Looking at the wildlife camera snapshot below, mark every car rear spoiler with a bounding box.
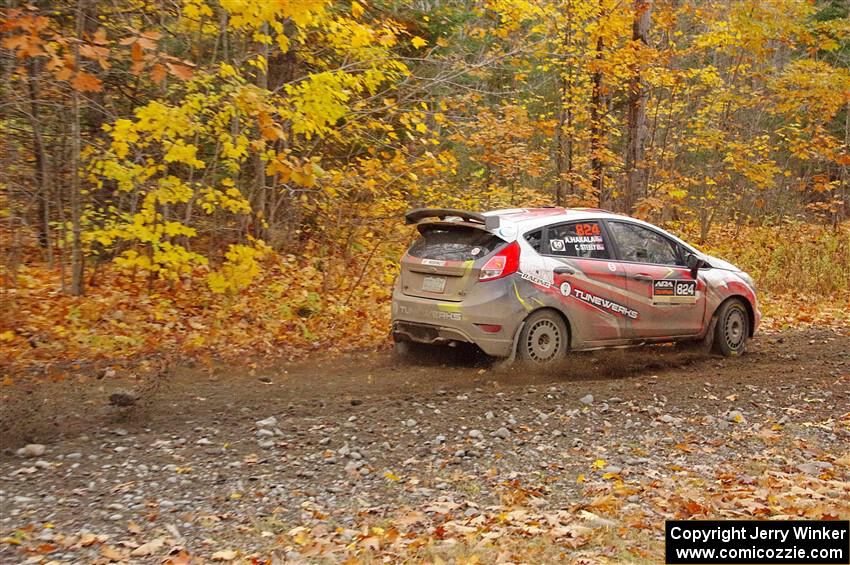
[405,208,500,230]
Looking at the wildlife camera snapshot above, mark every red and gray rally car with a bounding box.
[392,207,760,364]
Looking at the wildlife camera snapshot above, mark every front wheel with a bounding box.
[712,299,749,357]
[517,310,568,364]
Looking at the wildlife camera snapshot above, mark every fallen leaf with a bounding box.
[78,532,98,547]
[211,549,238,561]
[101,544,126,561]
[165,550,193,565]
[130,536,166,557]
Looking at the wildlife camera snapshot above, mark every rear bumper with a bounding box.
[391,285,520,357]
[392,320,475,347]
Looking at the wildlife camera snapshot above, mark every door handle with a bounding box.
[553,266,575,275]
[632,274,653,282]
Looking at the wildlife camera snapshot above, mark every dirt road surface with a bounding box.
[1,329,848,562]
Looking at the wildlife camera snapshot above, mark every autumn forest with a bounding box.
[1,0,849,369]
[1,1,850,562]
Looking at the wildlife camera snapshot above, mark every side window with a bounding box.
[524,230,542,252]
[545,221,610,259]
[608,222,683,266]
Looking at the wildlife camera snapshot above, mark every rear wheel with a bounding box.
[712,299,749,357]
[518,310,568,364]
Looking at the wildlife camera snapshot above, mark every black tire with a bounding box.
[518,310,569,364]
[712,299,749,357]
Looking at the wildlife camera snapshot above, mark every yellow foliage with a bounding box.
[207,240,270,294]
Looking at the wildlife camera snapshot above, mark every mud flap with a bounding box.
[702,315,718,350]
[495,320,525,371]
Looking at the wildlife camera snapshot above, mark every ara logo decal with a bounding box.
[652,279,697,304]
[559,282,572,297]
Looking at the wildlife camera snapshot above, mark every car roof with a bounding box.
[483,207,626,229]
[481,207,698,253]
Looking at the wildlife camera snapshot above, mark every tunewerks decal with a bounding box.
[518,271,639,319]
[572,288,639,319]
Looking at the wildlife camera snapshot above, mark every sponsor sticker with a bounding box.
[572,288,639,319]
[652,279,697,304]
[518,269,638,319]
[563,235,606,252]
[549,222,608,255]
[519,271,552,289]
[563,235,604,244]
[431,310,462,321]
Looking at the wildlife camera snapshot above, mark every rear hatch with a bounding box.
[401,223,504,302]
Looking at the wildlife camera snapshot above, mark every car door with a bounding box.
[605,220,706,338]
[541,220,633,345]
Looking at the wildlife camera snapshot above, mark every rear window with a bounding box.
[408,226,503,261]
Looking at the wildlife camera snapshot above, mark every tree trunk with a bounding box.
[555,1,575,206]
[841,99,849,225]
[253,24,270,242]
[27,59,53,264]
[591,36,606,207]
[624,0,652,214]
[555,73,572,206]
[69,0,85,296]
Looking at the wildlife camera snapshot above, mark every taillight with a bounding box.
[479,241,520,281]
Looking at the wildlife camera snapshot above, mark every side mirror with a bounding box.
[686,253,701,279]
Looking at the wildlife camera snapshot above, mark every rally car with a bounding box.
[391,207,760,364]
